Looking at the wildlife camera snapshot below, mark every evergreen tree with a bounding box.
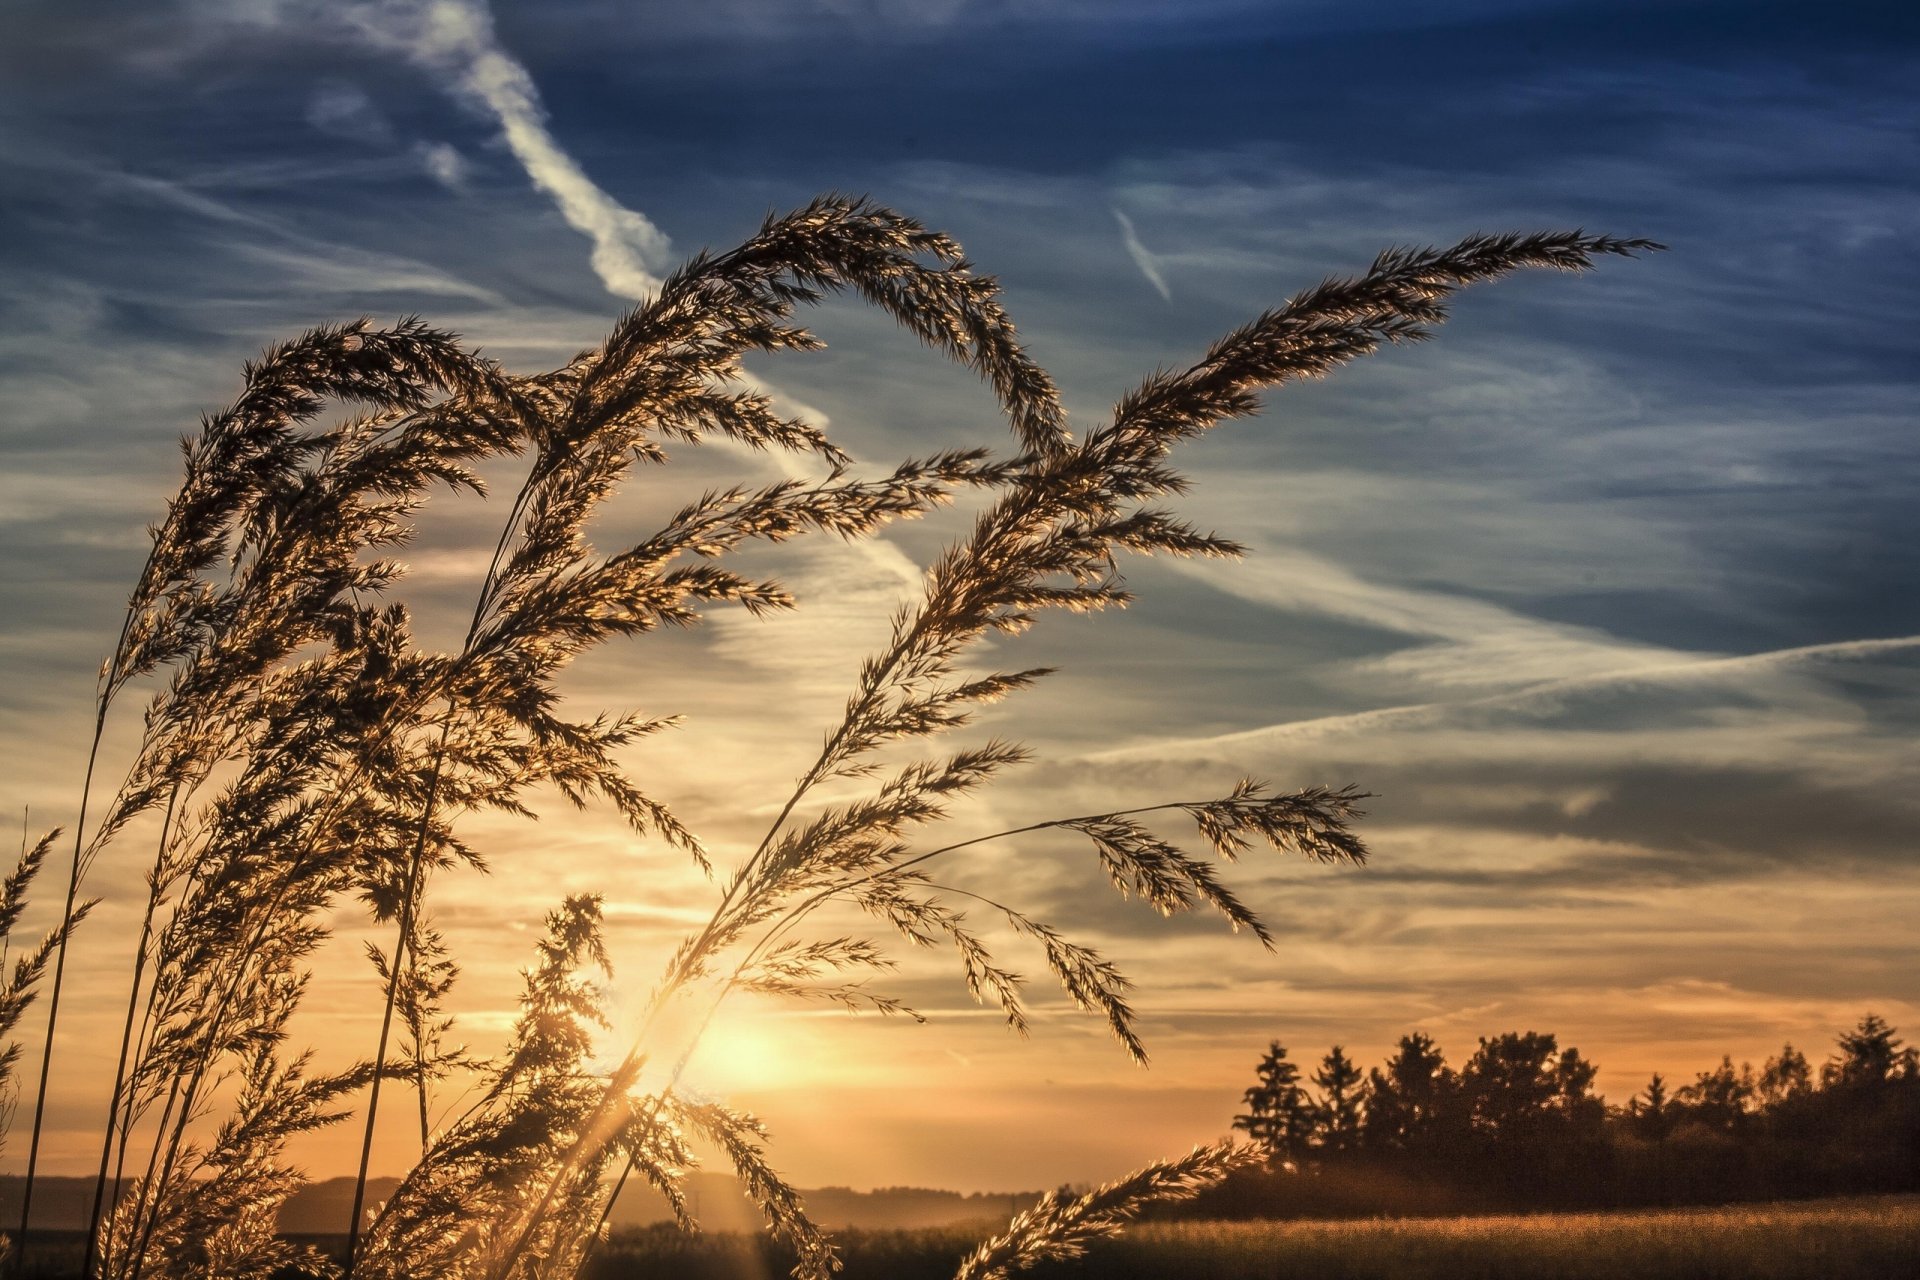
[1825,1014,1911,1087]
[1233,1042,1315,1168]
[1313,1045,1365,1156]
[1628,1072,1673,1205]
[1462,1032,1561,1146]
[1630,1073,1672,1141]
[1363,1032,1451,1156]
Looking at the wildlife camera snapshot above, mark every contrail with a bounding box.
[346,0,671,299]
[332,1,938,693]
[1113,208,1172,301]
[1089,633,1920,762]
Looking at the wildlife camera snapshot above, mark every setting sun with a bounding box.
[2,2,1916,1278]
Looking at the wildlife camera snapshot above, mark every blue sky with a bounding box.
[1,0,1917,1191]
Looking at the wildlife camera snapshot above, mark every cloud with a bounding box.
[228,240,505,304]
[1112,208,1171,301]
[106,161,508,304]
[304,80,396,146]
[1091,633,1920,767]
[343,0,670,300]
[415,139,469,191]
[1171,544,1689,694]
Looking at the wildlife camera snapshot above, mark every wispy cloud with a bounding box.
[415,139,470,191]
[304,80,397,146]
[343,0,671,300]
[1172,545,1687,693]
[28,153,510,307]
[1112,208,1172,301]
[1090,633,1920,766]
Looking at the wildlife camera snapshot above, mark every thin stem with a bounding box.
[415,1016,432,1152]
[14,679,116,1264]
[119,1073,182,1280]
[343,734,448,1267]
[84,785,179,1277]
[347,449,551,1274]
[752,800,1210,964]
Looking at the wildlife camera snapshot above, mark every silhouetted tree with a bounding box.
[1628,1072,1673,1204]
[1234,1042,1315,1169]
[1214,1012,1919,1222]
[1458,1032,1612,1200]
[1313,1046,1365,1156]
[1678,1056,1756,1133]
[1629,1073,1672,1142]
[1462,1032,1561,1146]
[1554,1047,1604,1130]
[1758,1045,1812,1106]
[1806,1014,1920,1194]
[1825,1013,1913,1088]
[1363,1032,1452,1158]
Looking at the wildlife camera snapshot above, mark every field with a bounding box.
[582,1195,1920,1280]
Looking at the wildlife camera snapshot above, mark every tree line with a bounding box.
[1188,1014,1919,1218]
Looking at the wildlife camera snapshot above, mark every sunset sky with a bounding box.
[2,0,1917,1196]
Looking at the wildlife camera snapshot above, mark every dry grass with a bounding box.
[3,196,1657,1280]
[1096,1195,1920,1279]
[583,1196,1920,1280]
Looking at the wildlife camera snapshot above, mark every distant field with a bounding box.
[585,1194,1920,1280]
[11,1196,1914,1278]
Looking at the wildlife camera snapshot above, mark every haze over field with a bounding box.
[1,0,1916,1194]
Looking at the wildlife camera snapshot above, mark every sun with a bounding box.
[679,1012,797,1095]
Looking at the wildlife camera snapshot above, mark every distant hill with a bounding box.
[0,1174,1040,1235]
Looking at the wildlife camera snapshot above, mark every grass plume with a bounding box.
[3,196,1658,1280]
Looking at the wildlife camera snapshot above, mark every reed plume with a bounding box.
[1,831,91,1159]
[13,193,1656,1280]
[473,223,1655,1280]
[953,1141,1263,1280]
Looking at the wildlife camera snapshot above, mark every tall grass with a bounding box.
[584,1195,1920,1280]
[1062,1196,1920,1280]
[5,196,1655,1280]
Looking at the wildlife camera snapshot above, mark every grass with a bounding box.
[583,1195,1920,1280]
[2,195,1660,1278]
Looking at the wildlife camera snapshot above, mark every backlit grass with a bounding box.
[586,1194,1920,1280]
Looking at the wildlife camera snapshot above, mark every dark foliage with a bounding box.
[1199,1014,1920,1219]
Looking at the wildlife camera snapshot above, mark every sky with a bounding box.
[1,0,1917,1196]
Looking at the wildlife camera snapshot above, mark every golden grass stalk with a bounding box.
[17,193,1653,1280]
[491,222,1655,1280]
[954,1142,1263,1280]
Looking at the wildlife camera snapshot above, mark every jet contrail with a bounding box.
[346,0,671,299]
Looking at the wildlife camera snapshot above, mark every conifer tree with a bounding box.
[1363,1032,1451,1156]
[1313,1045,1365,1155]
[1234,1043,1316,1168]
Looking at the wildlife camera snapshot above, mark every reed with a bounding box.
[5,197,1656,1280]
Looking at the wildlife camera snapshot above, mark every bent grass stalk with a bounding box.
[102,327,527,1276]
[19,200,1655,1280]
[494,226,1655,1280]
[81,783,180,1276]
